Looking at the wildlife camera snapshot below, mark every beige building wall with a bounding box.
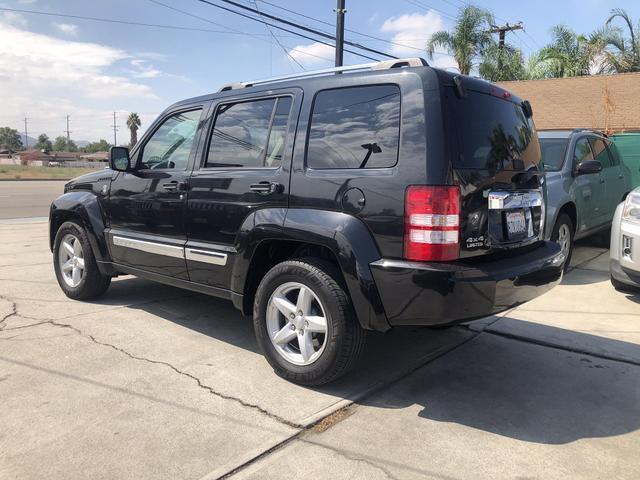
[497,72,640,133]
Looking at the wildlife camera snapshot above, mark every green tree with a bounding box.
[537,25,605,78]
[82,139,111,153]
[53,136,78,152]
[0,127,23,152]
[602,9,640,73]
[34,133,53,152]
[479,42,527,81]
[127,112,141,147]
[426,5,494,75]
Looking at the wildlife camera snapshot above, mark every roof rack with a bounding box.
[572,128,608,137]
[218,57,428,92]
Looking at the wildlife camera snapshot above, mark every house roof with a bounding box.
[497,72,640,133]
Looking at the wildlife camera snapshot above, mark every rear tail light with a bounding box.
[404,185,460,261]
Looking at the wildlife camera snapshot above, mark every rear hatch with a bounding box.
[444,79,544,259]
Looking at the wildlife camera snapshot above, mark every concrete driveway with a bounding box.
[1,220,639,479]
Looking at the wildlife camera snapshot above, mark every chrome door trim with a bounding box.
[112,235,185,260]
[185,248,228,266]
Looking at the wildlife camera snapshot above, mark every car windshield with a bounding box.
[540,138,569,171]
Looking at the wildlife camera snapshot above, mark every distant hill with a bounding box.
[21,134,37,147]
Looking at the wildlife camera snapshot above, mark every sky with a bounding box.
[1,0,639,144]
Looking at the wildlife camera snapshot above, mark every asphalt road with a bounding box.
[0,180,66,220]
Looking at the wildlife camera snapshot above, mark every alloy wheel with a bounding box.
[266,281,328,366]
[58,234,85,288]
[557,223,571,258]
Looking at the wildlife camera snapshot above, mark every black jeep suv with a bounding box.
[50,58,564,385]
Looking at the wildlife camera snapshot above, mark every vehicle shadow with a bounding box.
[85,277,640,444]
[358,317,640,445]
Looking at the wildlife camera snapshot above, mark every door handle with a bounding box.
[162,181,188,192]
[250,181,282,195]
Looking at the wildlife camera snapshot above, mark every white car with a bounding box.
[610,187,640,291]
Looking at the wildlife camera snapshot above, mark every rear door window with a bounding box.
[306,85,401,169]
[588,137,612,168]
[206,96,292,168]
[452,91,540,172]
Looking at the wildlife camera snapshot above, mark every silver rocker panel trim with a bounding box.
[185,248,228,266]
[112,235,185,260]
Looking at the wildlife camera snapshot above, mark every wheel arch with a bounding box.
[232,208,390,332]
[554,201,578,234]
[49,191,113,275]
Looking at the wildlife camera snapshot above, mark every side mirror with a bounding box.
[576,159,603,175]
[109,146,131,172]
[522,100,533,118]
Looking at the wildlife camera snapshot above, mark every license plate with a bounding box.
[506,210,526,236]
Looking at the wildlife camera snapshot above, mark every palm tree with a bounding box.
[602,9,640,73]
[538,25,605,77]
[426,5,494,75]
[127,113,141,147]
[479,42,527,81]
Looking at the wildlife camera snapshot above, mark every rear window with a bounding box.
[452,91,541,172]
[540,138,568,171]
[306,85,400,169]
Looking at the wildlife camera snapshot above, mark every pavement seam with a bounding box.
[567,249,609,273]
[480,327,640,367]
[215,330,479,479]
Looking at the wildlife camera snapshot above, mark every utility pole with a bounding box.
[65,115,71,147]
[112,112,119,146]
[489,22,523,50]
[24,117,28,150]
[334,0,346,67]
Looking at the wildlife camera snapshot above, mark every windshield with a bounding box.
[540,138,569,171]
[452,91,541,172]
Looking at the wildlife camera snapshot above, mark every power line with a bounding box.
[150,0,377,61]
[256,0,457,58]
[196,0,394,60]
[250,0,305,70]
[0,6,275,37]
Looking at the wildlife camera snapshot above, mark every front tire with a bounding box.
[53,221,111,300]
[253,259,365,386]
[551,213,574,272]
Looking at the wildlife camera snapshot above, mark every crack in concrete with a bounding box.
[299,440,402,480]
[0,295,19,331]
[0,296,302,430]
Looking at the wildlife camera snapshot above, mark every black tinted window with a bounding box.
[588,137,612,168]
[453,92,540,172]
[307,85,400,169]
[206,97,292,168]
[540,138,568,171]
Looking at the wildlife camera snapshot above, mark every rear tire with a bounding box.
[551,214,574,272]
[253,259,365,386]
[53,221,111,300]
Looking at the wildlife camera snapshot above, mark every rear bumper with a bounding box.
[370,241,564,326]
[610,204,640,287]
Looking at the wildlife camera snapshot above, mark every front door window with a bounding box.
[139,109,202,170]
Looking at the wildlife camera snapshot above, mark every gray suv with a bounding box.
[540,129,631,268]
